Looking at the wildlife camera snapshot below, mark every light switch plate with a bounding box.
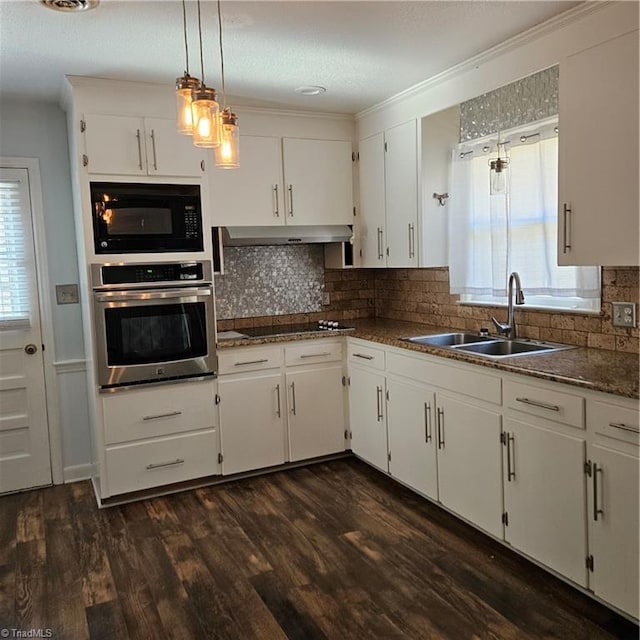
[612,301,636,328]
[56,284,79,305]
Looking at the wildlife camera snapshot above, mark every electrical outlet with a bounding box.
[55,284,79,305]
[612,302,636,328]
[322,292,331,306]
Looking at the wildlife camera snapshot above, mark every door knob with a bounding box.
[24,344,38,355]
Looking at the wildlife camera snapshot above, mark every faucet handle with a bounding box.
[491,316,510,335]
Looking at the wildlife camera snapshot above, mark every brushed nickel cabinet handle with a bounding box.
[609,422,639,434]
[437,408,445,449]
[563,203,572,253]
[146,458,184,470]
[290,381,297,415]
[275,384,281,418]
[507,433,516,481]
[150,129,158,170]
[376,385,383,421]
[377,227,384,260]
[408,223,416,259]
[136,129,143,170]
[353,353,374,360]
[424,402,431,443]
[234,358,269,366]
[143,411,182,421]
[300,352,332,359]
[593,462,604,521]
[516,397,560,412]
[288,184,294,216]
[273,184,280,217]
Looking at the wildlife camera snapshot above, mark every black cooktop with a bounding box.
[238,321,355,339]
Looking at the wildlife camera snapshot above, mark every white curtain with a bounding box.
[448,129,600,301]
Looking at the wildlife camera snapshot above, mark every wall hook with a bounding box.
[433,192,449,206]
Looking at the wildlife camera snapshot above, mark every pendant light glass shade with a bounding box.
[191,85,220,148]
[175,74,200,134]
[489,156,509,195]
[215,108,240,168]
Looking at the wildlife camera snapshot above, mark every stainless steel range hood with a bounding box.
[222,225,353,246]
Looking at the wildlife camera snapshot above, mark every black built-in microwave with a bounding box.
[90,182,203,254]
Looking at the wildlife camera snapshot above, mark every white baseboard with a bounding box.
[63,463,93,483]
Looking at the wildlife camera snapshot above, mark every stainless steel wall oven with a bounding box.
[91,261,217,389]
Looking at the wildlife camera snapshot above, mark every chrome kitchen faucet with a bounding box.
[491,272,525,339]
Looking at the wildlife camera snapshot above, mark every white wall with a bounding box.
[0,101,91,476]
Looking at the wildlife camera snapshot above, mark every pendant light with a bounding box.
[175,0,200,134]
[214,0,240,168]
[489,138,509,195]
[191,0,220,148]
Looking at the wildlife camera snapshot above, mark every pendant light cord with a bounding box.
[182,0,190,73]
[217,0,226,107]
[197,0,205,83]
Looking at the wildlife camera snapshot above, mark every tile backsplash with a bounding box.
[374,266,639,354]
[215,244,638,355]
[215,245,325,320]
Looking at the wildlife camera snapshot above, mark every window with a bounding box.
[448,119,600,312]
[0,169,33,328]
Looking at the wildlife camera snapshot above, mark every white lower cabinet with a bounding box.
[386,377,438,500]
[436,393,503,538]
[502,416,588,586]
[100,379,218,498]
[286,365,346,461]
[349,365,388,472]
[218,371,287,475]
[586,397,639,619]
[217,340,346,474]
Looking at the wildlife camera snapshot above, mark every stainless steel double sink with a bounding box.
[400,332,575,359]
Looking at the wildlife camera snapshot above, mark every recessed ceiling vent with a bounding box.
[40,0,99,12]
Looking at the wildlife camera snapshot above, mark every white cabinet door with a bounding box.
[385,119,418,268]
[218,372,286,475]
[286,365,346,461]
[84,113,147,175]
[588,444,639,619]
[386,378,438,500]
[348,366,388,472]
[358,133,386,267]
[210,135,284,226]
[282,138,354,225]
[144,117,206,178]
[436,394,503,537]
[558,29,639,266]
[503,417,588,586]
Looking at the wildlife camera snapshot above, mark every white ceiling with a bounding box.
[0,0,581,114]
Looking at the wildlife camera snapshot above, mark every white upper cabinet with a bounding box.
[282,138,354,225]
[358,132,387,267]
[211,136,354,227]
[358,119,419,268]
[210,135,284,226]
[384,120,419,268]
[83,113,206,178]
[558,29,639,266]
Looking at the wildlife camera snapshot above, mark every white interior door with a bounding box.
[0,167,52,493]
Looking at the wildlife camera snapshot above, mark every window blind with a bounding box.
[0,176,32,328]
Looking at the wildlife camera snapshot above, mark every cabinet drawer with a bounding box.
[589,398,639,446]
[285,340,343,366]
[218,346,282,374]
[105,430,218,497]
[504,379,584,429]
[387,350,501,405]
[103,380,216,445]
[348,341,385,370]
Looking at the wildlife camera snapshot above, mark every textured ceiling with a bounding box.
[0,0,581,114]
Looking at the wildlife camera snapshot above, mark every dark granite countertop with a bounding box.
[217,318,639,399]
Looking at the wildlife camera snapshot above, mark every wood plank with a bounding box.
[0,461,636,640]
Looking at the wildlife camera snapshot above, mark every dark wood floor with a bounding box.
[0,458,637,640]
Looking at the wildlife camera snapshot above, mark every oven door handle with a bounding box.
[94,287,213,302]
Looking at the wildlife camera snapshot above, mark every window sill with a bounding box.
[456,300,602,317]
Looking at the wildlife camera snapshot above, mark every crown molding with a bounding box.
[355,1,610,121]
